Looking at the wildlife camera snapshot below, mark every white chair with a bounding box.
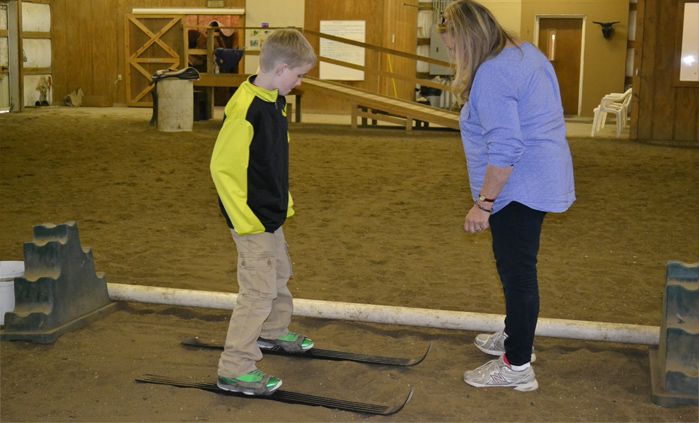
[599,88,632,131]
[591,88,632,138]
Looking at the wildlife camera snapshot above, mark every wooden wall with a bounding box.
[50,0,416,111]
[50,0,698,142]
[50,0,245,106]
[51,0,117,104]
[302,0,417,114]
[632,0,698,142]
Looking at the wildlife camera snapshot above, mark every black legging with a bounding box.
[490,201,546,366]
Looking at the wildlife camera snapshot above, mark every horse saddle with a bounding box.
[150,67,200,85]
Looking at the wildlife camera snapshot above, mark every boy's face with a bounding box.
[275,62,314,96]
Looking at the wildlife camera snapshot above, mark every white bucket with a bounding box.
[157,79,194,132]
[0,261,24,325]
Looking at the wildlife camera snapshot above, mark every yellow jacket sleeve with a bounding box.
[210,117,267,235]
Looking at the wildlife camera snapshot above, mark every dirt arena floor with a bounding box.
[1,106,697,422]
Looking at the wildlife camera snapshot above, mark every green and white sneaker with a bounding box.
[217,369,282,396]
[258,332,314,353]
[463,355,539,392]
[475,330,536,363]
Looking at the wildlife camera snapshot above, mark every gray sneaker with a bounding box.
[463,355,539,391]
[474,330,536,362]
[257,332,314,353]
[217,369,282,396]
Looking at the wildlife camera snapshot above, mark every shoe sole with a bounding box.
[257,340,279,349]
[463,377,539,392]
[474,344,536,363]
[257,340,314,352]
[217,380,282,396]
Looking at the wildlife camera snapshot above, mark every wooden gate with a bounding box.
[125,14,184,107]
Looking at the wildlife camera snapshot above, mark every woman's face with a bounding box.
[441,33,456,58]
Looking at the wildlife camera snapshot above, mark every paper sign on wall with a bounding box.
[319,20,365,81]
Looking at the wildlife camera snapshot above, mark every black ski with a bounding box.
[136,374,413,416]
[182,337,432,367]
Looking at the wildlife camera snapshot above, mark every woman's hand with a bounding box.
[464,202,492,234]
[464,165,512,234]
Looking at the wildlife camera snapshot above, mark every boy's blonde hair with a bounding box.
[259,28,317,72]
[436,0,516,103]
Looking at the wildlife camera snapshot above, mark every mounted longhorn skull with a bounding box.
[593,21,620,39]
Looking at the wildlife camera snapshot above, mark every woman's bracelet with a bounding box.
[474,202,492,213]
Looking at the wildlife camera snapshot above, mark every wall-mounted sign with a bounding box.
[319,20,365,81]
[207,0,225,8]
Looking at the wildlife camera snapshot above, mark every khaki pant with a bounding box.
[218,226,293,378]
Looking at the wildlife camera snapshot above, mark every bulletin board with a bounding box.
[319,20,365,81]
[246,26,273,51]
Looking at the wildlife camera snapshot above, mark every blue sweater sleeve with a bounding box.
[470,66,525,168]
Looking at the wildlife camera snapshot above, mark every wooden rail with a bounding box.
[187,26,458,130]
[185,25,453,93]
[300,77,459,131]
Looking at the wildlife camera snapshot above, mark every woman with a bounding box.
[437,0,575,391]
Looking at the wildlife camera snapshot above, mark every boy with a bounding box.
[210,29,317,396]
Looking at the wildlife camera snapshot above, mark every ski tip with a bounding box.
[386,388,414,415]
[406,342,433,366]
[405,387,414,405]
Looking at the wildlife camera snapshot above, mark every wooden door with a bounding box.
[537,18,583,116]
[381,0,417,100]
[125,15,184,107]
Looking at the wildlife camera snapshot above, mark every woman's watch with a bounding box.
[478,194,496,203]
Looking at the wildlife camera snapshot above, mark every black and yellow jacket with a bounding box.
[210,75,294,236]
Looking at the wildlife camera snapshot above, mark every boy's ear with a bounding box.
[276,63,289,76]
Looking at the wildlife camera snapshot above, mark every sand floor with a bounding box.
[0,106,697,422]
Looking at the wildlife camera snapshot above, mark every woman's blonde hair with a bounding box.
[436,0,516,102]
[259,28,317,72]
